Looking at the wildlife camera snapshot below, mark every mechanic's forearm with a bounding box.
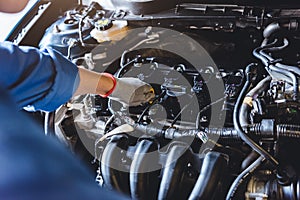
[73,67,114,97]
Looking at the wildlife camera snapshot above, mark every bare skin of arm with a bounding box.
[0,0,29,13]
[73,67,114,97]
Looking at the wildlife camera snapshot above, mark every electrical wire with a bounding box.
[169,100,194,127]
[196,96,227,129]
[225,156,265,200]
[78,2,103,47]
[136,90,167,124]
[78,10,86,47]
[78,17,100,48]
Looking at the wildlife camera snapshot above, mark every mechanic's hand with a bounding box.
[109,77,155,106]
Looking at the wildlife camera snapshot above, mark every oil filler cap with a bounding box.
[95,19,113,31]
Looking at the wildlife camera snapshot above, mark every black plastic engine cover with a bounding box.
[111,0,177,15]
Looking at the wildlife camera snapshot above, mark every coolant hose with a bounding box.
[239,76,272,127]
[263,23,281,39]
[233,64,281,169]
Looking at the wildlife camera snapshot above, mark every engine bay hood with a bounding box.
[7,0,300,199]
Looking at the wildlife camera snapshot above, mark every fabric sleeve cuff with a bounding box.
[27,48,79,112]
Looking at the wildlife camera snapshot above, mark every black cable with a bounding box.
[196,96,227,129]
[233,63,280,167]
[78,17,99,48]
[246,76,272,98]
[261,38,300,76]
[253,39,279,67]
[78,18,86,47]
[133,122,300,140]
[67,39,77,59]
[116,59,138,78]
[226,156,265,200]
[120,50,129,68]
[253,39,298,100]
[170,100,193,127]
[78,2,102,47]
[136,90,166,124]
[258,41,299,100]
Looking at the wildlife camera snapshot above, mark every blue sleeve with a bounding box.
[0,87,129,200]
[0,41,79,111]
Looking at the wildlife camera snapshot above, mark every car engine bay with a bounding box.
[13,0,300,199]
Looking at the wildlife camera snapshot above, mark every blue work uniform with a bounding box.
[0,41,79,111]
[0,42,129,199]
